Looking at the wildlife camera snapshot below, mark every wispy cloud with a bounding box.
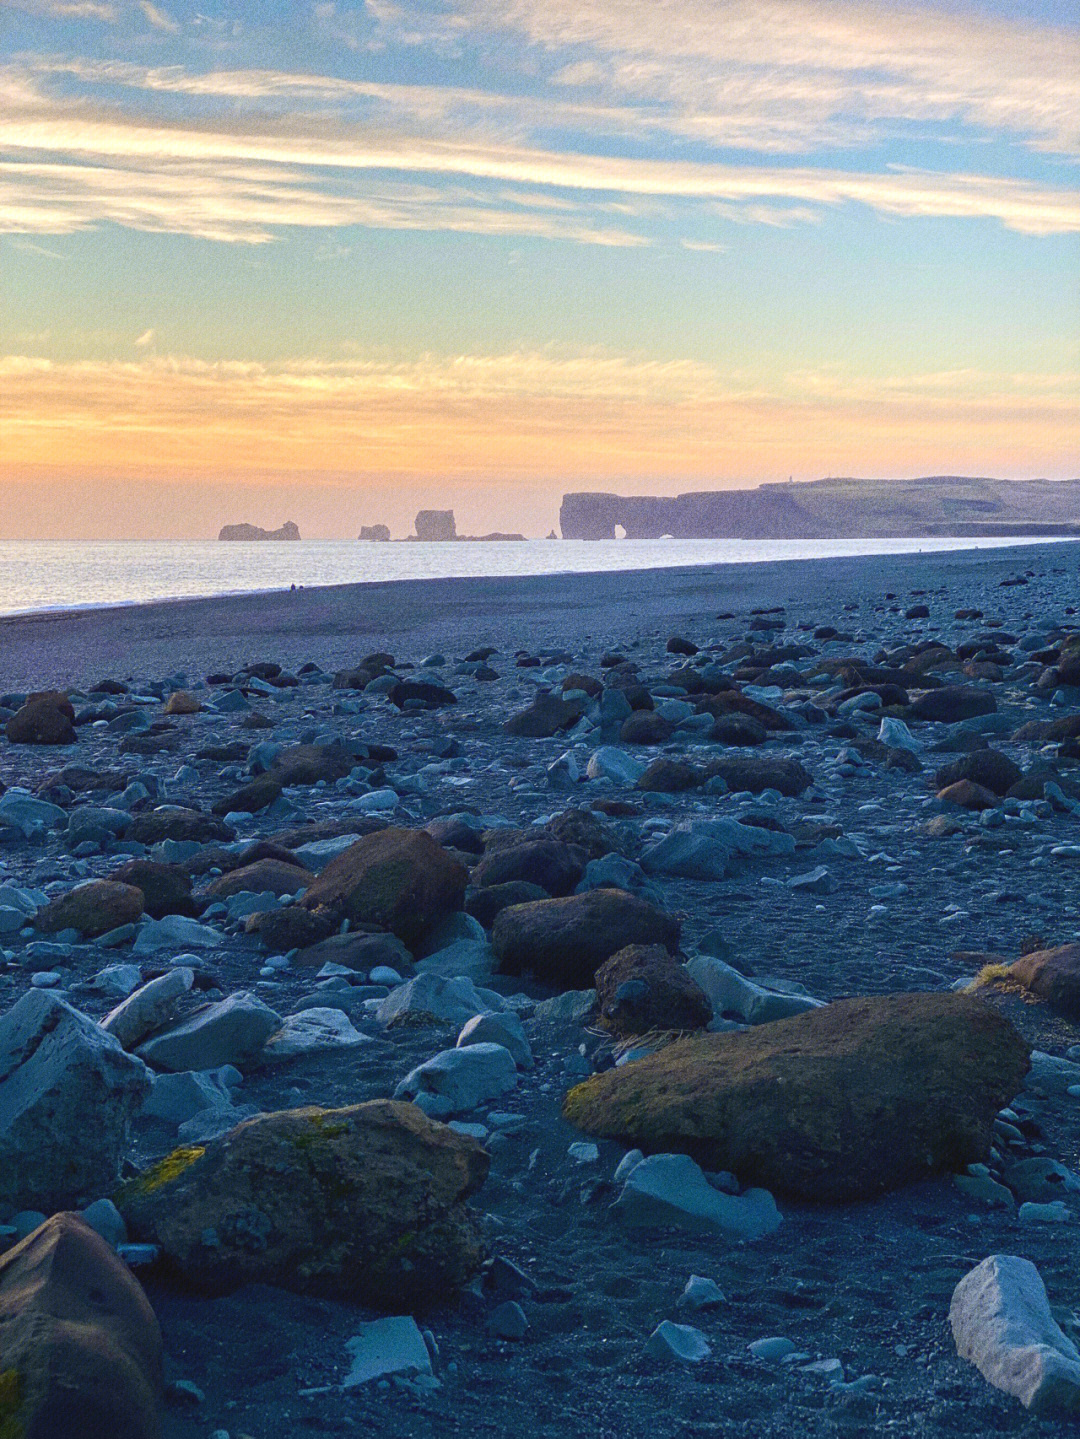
[133,326,155,346]
[137,1,179,33]
[8,0,117,19]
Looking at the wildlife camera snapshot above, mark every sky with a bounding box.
[1,0,1078,539]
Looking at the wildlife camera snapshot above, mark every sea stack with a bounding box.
[218,521,301,542]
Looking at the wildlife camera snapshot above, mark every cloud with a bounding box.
[3,96,1079,240]
[133,327,155,346]
[2,350,1076,494]
[137,1,179,32]
[8,0,117,18]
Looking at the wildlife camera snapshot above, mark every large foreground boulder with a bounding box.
[119,1101,488,1308]
[563,992,1028,1201]
[302,827,468,948]
[492,889,680,987]
[0,1213,163,1439]
[0,991,151,1211]
[703,755,812,797]
[6,692,77,746]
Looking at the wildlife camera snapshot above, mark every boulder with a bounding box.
[615,1152,781,1241]
[212,774,282,815]
[934,750,1023,796]
[119,1100,488,1308]
[127,809,233,846]
[641,817,794,880]
[938,778,998,810]
[101,968,195,1051]
[620,711,672,745]
[199,857,310,901]
[164,690,200,715]
[376,973,498,1027]
[261,1008,370,1062]
[465,880,548,927]
[135,990,282,1071]
[294,929,412,973]
[492,889,680,987]
[563,992,1029,1202]
[1009,944,1080,1018]
[636,758,702,792]
[395,1042,518,1116]
[950,1255,1080,1413]
[457,1011,532,1068]
[110,860,198,919]
[34,880,145,938]
[703,755,812,797]
[686,954,823,1025]
[301,827,468,948]
[908,686,997,723]
[0,991,151,1211]
[0,1213,162,1439]
[473,838,586,897]
[503,694,583,738]
[269,743,353,787]
[595,945,712,1036]
[6,693,77,746]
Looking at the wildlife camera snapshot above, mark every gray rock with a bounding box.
[532,989,596,1024]
[141,1068,236,1126]
[377,973,501,1027]
[261,1008,371,1062]
[586,747,645,785]
[395,1041,518,1116]
[343,1316,433,1388]
[457,1011,533,1068]
[686,954,824,1025]
[950,1254,1080,1412]
[133,914,222,955]
[415,939,495,984]
[80,1197,127,1247]
[100,967,194,1051]
[644,1320,711,1364]
[136,990,282,1071]
[0,990,151,1210]
[641,818,794,881]
[677,1275,726,1311]
[487,1301,529,1339]
[615,1153,782,1240]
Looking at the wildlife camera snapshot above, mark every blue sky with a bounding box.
[1,0,1077,537]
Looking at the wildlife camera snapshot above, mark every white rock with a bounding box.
[686,955,823,1025]
[136,990,282,1071]
[395,1041,518,1114]
[644,1320,711,1364]
[878,716,921,752]
[615,1153,781,1241]
[262,1008,371,1062]
[0,990,151,1211]
[377,973,501,1027]
[101,967,194,1051]
[678,1275,726,1311]
[141,1068,236,1126]
[133,914,222,955]
[950,1254,1080,1412]
[586,747,645,785]
[342,1316,433,1388]
[456,1010,533,1068]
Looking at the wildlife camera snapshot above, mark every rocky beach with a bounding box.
[4,539,1080,1438]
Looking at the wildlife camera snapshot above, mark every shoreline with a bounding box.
[0,535,1076,692]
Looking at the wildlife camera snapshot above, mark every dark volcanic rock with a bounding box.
[294,929,412,972]
[564,992,1029,1202]
[6,692,77,746]
[119,1101,488,1308]
[199,857,311,901]
[474,837,586,897]
[933,749,1023,795]
[907,686,997,723]
[212,774,282,815]
[110,860,198,919]
[636,758,703,792]
[301,826,468,947]
[388,680,457,709]
[34,880,145,937]
[127,809,234,846]
[0,1213,162,1439]
[465,880,549,927]
[269,744,353,787]
[620,711,672,745]
[595,945,712,1036]
[492,889,679,986]
[704,754,813,797]
[503,693,584,738]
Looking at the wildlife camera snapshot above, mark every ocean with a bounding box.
[0,535,1063,619]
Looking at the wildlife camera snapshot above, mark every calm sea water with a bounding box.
[0,536,1062,619]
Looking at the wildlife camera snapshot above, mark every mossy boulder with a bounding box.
[564,992,1028,1202]
[595,945,712,1036]
[34,880,145,938]
[118,1100,488,1309]
[301,827,468,948]
[1008,944,1080,1018]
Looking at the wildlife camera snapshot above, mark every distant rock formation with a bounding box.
[219,521,301,542]
[560,478,1080,540]
[471,532,525,542]
[359,525,391,542]
[414,510,457,542]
